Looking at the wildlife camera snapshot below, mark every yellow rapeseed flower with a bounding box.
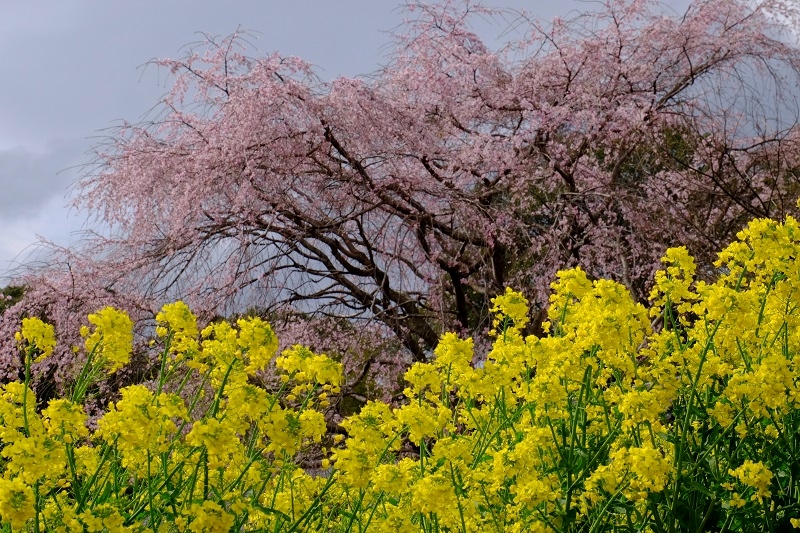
[82,307,134,373]
[276,344,343,391]
[156,301,199,359]
[729,460,773,502]
[491,287,530,334]
[649,246,697,319]
[236,316,279,375]
[15,316,56,363]
[180,500,235,532]
[0,476,35,530]
[42,399,89,444]
[185,417,242,470]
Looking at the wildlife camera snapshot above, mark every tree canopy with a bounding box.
[3,0,800,386]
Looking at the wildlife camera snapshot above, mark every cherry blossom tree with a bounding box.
[3,0,800,390]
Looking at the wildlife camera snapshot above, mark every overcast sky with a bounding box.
[0,0,697,281]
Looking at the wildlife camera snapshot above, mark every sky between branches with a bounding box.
[0,0,694,280]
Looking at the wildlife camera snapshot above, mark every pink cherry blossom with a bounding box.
[3,1,800,402]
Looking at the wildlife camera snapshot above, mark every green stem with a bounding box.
[32,481,40,533]
[668,318,722,533]
[22,349,32,437]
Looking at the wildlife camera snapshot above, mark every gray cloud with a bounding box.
[0,141,82,219]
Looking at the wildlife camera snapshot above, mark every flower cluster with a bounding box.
[0,303,341,532]
[15,318,56,364]
[3,213,800,530]
[80,307,134,374]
